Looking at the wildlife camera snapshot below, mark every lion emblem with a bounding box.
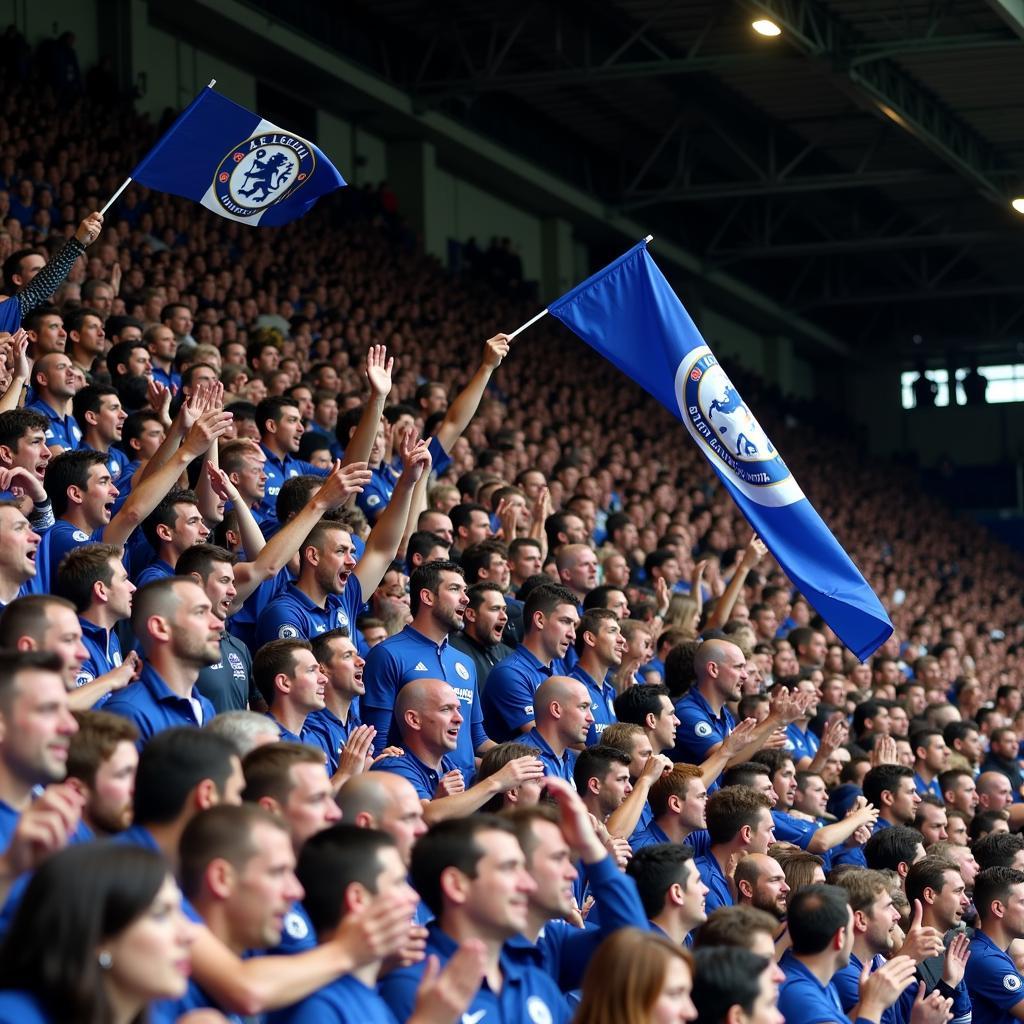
[237,149,293,203]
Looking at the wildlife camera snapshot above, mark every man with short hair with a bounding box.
[627,843,709,943]
[965,867,1024,1022]
[556,543,597,606]
[912,729,951,800]
[697,787,775,914]
[864,764,922,830]
[362,560,488,781]
[574,745,633,824]
[54,543,139,707]
[256,395,329,517]
[864,825,927,881]
[569,606,623,745]
[914,796,950,847]
[0,502,40,609]
[778,884,917,1024]
[253,638,330,746]
[371,677,542,822]
[508,536,543,593]
[145,322,180,391]
[481,583,579,742]
[66,709,139,838]
[450,580,513,691]
[73,384,130,482]
[379,816,570,1023]
[307,628,365,775]
[138,488,209,585]
[26,351,80,452]
[0,409,55,528]
[635,762,709,851]
[981,728,1024,802]
[103,578,222,744]
[65,307,106,378]
[692,947,783,1024]
[337,770,428,866]
[975,832,1024,873]
[941,768,980,819]
[23,305,65,357]
[0,650,78,849]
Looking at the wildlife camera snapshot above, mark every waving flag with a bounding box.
[548,240,892,661]
[129,84,345,227]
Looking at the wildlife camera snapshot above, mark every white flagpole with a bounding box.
[506,234,654,340]
[100,79,218,217]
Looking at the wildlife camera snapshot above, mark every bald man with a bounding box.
[519,675,594,785]
[673,638,807,779]
[734,853,791,922]
[369,677,543,823]
[337,771,427,866]
[103,577,221,745]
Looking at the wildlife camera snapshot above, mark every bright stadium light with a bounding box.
[752,19,782,37]
[1012,197,1024,215]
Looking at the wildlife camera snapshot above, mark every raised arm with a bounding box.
[704,535,767,631]
[433,334,509,452]
[342,344,393,470]
[353,433,431,597]
[0,331,29,413]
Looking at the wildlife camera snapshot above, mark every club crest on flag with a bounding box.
[676,345,803,507]
[213,133,316,218]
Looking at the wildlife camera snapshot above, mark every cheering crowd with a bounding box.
[0,35,1022,1024]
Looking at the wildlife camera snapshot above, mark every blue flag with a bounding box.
[130,85,345,227]
[548,240,892,661]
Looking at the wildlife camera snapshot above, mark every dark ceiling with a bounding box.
[240,0,1024,363]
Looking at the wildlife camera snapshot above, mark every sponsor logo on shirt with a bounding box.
[414,661,428,671]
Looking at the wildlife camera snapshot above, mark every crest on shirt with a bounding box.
[694,721,713,738]
[455,661,470,681]
[278,624,300,639]
[367,494,381,507]
[73,530,90,542]
[527,996,553,1024]
[283,911,309,940]
[214,133,316,218]
[1005,974,1022,992]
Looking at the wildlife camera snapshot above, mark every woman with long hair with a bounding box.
[0,843,194,1024]
[574,927,697,1024]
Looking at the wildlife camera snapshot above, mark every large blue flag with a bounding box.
[548,240,892,661]
[130,85,345,227]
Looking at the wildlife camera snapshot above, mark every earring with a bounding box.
[98,950,113,970]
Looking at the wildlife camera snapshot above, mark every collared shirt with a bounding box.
[150,365,181,392]
[255,577,364,649]
[0,799,20,853]
[355,464,395,524]
[304,703,362,775]
[379,924,570,1024]
[195,632,252,714]
[785,721,820,763]
[834,952,901,1024]
[76,617,123,708]
[632,822,711,857]
[568,663,617,745]
[771,809,820,851]
[370,750,459,800]
[481,644,554,743]
[965,931,1024,1024]
[135,557,175,588]
[25,397,81,451]
[103,663,215,747]
[694,852,733,914]
[258,443,328,516]
[81,441,130,482]
[361,624,485,780]
[673,686,735,771]
[913,772,943,799]
[267,973,399,1024]
[778,949,851,1024]
[31,519,104,593]
[519,727,577,785]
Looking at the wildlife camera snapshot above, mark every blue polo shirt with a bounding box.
[632,822,711,857]
[31,519,103,592]
[228,566,291,651]
[370,750,459,800]
[355,465,394,524]
[304,704,361,775]
[673,687,735,769]
[135,558,175,588]
[914,773,943,799]
[778,949,850,1024]
[0,799,20,854]
[568,663,617,745]
[965,931,1024,1024]
[258,444,327,516]
[361,625,486,780]
[481,644,553,742]
[76,617,123,707]
[519,727,577,785]
[150,365,181,392]
[255,576,364,649]
[785,722,820,763]
[833,952,903,1024]
[771,809,819,851]
[694,852,733,914]
[266,973,398,1024]
[103,663,216,747]
[379,924,570,1024]
[25,397,81,451]
[82,441,131,482]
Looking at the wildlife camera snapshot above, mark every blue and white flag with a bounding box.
[130,85,345,227]
[548,240,892,661]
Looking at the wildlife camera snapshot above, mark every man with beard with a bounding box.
[569,607,623,745]
[363,561,489,781]
[450,580,512,691]
[735,853,790,923]
[66,709,138,837]
[104,578,222,743]
[25,351,81,453]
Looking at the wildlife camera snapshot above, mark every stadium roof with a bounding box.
[173,0,1024,362]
